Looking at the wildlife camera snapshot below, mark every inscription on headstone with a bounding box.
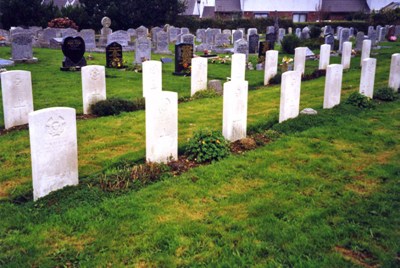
[106,42,123,68]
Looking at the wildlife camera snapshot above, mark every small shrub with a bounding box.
[310,26,322,39]
[300,37,324,50]
[373,87,398,101]
[192,89,220,99]
[91,98,145,116]
[273,114,326,134]
[281,34,301,54]
[345,92,375,109]
[131,162,170,185]
[263,130,282,141]
[185,129,230,163]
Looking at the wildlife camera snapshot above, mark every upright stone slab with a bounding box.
[81,65,106,114]
[231,53,246,82]
[361,39,371,66]
[233,39,248,60]
[191,57,208,96]
[324,33,334,51]
[359,58,377,98]
[294,47,307,75]
[61,36,86,70]
[136,26,149,39]
[339,28,350,53]
[60,28,78,38]
[29,107,78,201]
[323,64,343,109]
[181,27,189,35]
[168,27,180,43]
[196,29,206,42]
[127,28,137,39]
[355,31,365,51]
[40,28,57,47]
[80,29,96,49]
[173,43,193,75]
[11,33,36,62]
[248,34,259,54]
[181,34,195,47]
[151,27,162,46]
[279,71,302,123]
[143,60,162,97]
[278,28,286,43]
[106,42,123,68]
[99,17,112,47]
[214,33,230,47]
[388,53,400,91]
[264,50,278,85]
[222,29,232,36]
[154,31,171,54]
[232,30,243,44]
[146,91,178,163]
[107,30,129,47]
[295,28,301,38]
[134,37,151,64]
[369,29,377,47]
[341,41,352,70]
[319,44,331,70]
[1,71,33,129]
[205,28,214,44]
[223,80,248,142]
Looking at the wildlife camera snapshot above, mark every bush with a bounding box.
[192,89,220,99]
[281,34,301,54]
[185,129,230,163]
[300,37,324,50]
[91,98,145,116]
[345,92,375,109]
[48,17,78,29]
[373,87,398,101]
[309,26,321,39]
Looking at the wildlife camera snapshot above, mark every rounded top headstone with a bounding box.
[101,17,111,28]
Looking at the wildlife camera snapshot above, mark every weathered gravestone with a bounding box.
[127,28,137,40]
[81,65,106,114]
[339,28,350,53]
[295,28,301,38]
[181,27,190,35]
[154,31,171,54]
[134,37,152,64]
[61,28,78,38]
[80,29,96,49]
[355,31,365,51]
[205,28,214,44]
[369,29,377,47]
[107,30,129,47]
[368,26,374,37]
[196,29,206,42]
[232,30,243,44]
[234,39,248,60]
[181,34,195,47]
[264,50,278,85]
[301,27,310,39]
[106,42,123,68]
[146,91,178,163]
[248,34,259,54]
[29,107,79,201]
[168,27,180,43]
[215,33,230,47]
[173,43,193,75]
[99,17,112,47]
[319,44,331,70]
[341,41,352,69]
[361,39,371,66]
[136,26,149,39]
[324,33,334,51]
[279,71,302,123]
[11,33,38,63]
[40,27,57,47]
[278,28,286,43]
[323,64,343,109]
[294,47,307,75]
[151,27,163,48]
[359,58,376,98]
[223,80,248,142]
[60,36,87,71]
[49,38,63,49]
[142,60,162,98]
[191,57,208,96]
[388,53,400,91]
[1,70,34,129]
[223,29,232,36]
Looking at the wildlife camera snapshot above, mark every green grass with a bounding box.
[0,41,399,267]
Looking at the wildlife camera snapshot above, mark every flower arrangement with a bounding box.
[210,56,231,64]
[281,56,293,72]
[389,36,397,42]
[48,17,78,30]
[182,62,191,75]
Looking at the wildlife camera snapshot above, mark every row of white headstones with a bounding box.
[1,42,399,201]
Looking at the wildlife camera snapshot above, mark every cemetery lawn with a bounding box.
[0,43,399,266]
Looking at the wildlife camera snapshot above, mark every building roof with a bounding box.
[41,0,80,8]
[366,0,393,10]
[242,0,321,12]
[381,2,400,11]
[202,6,216,18]
[182,0,197,15]
[215,0,241,12]
[322,0,369,12]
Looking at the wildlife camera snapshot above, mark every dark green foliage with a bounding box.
[281,34,301,54]
[272,114,327,134]
[370,8,400,26]
[192,89,220,99]
[185,129,230,163]
[269,73,282,84]
[300,37,324,50]
[90,98,145,116]
[309,26,321,39]
[374,87,398,101]
[345,92,376,109]
[263,129,282,141]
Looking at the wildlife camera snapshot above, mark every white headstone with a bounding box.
[29,107,78,201]
[361,39,372,67]
[222,80,248,142]
[264,50,278,85]
[146,91,178,163]
[341,41,352,70]
[231,53,246,82]
[359,58,377,98]
[191,57,208,96]
[81,65,106,114]
[388,53,400,92]
[1,70,34,129]
[279,71,302,123]
[319,44,331,70]
[142,60,162,98]
[323,64,343,109]
[294,47,307,75]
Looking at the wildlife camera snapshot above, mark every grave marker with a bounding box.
[143,60,162,97]
[294,47,307,75]
[341,41,352,69]
[319,44,331,70]
[173,43,193,75]
[81,65,106,114]
[191,57,208,96]
[388,53,400,91]
[359,58,376,98]
[323,64,343,109]
[279,71,302,123]
[106,42,123,68]
[231,53,246,82]
[264,50,278,85]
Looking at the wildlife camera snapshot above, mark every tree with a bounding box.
[0,0,58,29]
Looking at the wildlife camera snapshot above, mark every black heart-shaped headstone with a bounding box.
[62,36,85,64]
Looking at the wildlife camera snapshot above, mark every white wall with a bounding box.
[241,0,321,12]
[366,0,393,11]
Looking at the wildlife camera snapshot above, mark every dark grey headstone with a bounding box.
[173,43,193,76]
[11,33,34,61]
[355,32,365,51]
[248,34,259,54]
[234,38,248,59]
[106,42,123,68]
[232,30,243,44]
[154,31,171,54]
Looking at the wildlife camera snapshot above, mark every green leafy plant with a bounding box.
[185,129,230,163]
[373,87,398,101]
[91,98,145,116]
[281,34,301,54]
[345,92,375,109]
[192,89,220,99]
